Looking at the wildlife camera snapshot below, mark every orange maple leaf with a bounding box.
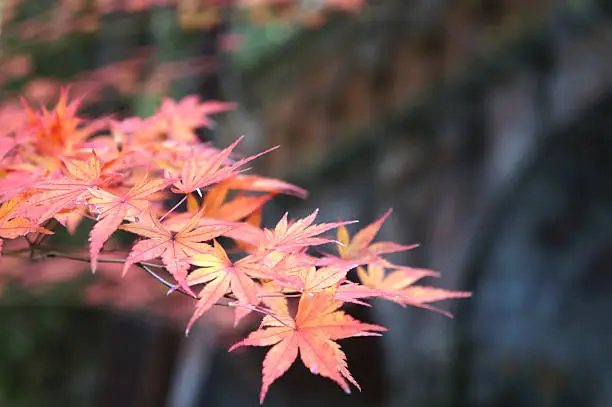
[334,281,384,306]
[318,209,418,268]
[293,264,356,294]
[223,174,308,199]
[119,208,235,294]
[230,288,386,403]
[262,253,377,306]
[22,88,105,158]
[179,172,308,226]
[357,263,471,316]
[256,209,357,254]
[0,197,52,254]
[196,180,277,222]
[186,240,266,331]
[154,95,237,143]
[268,253,355,295]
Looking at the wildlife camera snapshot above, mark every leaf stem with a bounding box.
[160,194,187,222]
[44,250,200,300]
[140,264,199,300]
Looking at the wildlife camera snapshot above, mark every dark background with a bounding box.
[2,1,612,406]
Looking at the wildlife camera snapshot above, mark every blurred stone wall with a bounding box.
[214,1,612,406]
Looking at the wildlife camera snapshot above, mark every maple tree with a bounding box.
[0,89,471,403]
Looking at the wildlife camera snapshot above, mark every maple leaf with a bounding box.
[21,151,104,224]
[110,116,161,145]
[318,209,418,268]
[119,208,234,294]
[256,209,357,254]
[357,263,471,316]
[268,253,356,295]
[209,193,276,222]
[161,209,238,232]
[293,264,356,294]
[186,240,265,331]
[0,83,473,407]
[54,207,88,235]
[86,175,173,273]
[335,281,384,306]
[230,288,386,403]
[181,174,307,223]
[170,136,279,195]
[21,87,105,158]
[196,180,277,222]
[223,174,308,199]
[0,197,52,251]
[154,95,237,143]
[0,170,41,202]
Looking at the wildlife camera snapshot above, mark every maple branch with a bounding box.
[139,264,200,300]
[41,251,168,270]
[230,302,291,328]
[137,266,239,308]
[1,247,34,257]
[5,248,237,306]
[41,251,204,301]
[139,264,177,291]
[23,249,239,304]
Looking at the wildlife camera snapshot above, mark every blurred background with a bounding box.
[2,0,612,406]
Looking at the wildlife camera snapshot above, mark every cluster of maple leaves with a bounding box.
[0,89,470,403]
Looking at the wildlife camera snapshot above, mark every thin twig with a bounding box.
[140,264,199,300]
[10,248,281,319]
[258,292,302,298]
[42,250,200,300]
[229,302,291,328]
[160,194,187,222]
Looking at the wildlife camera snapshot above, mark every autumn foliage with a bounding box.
[2,0,366,37]
[0,89,470,403]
